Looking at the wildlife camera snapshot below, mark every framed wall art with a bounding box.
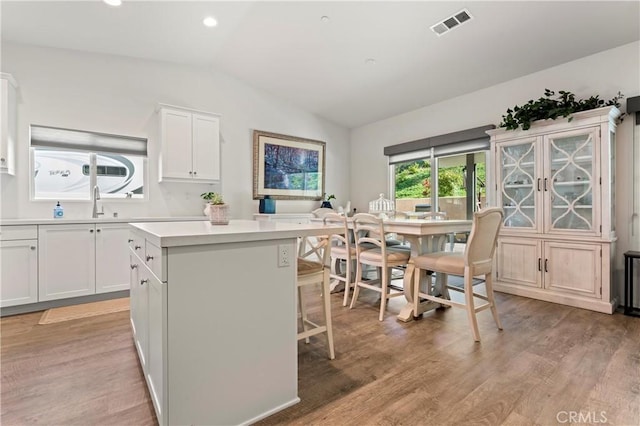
[252,130,325,200]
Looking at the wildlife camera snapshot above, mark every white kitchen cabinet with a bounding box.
[39,223,130,301]
[39,224,96,301]
[158,104,221,183]
[489,106,620,313]
[129,250,149,372]
[147,271,166,426]
[0,73,18,175]
[96,223,130,293]
[128,223,303,426]
[0,225,38,307]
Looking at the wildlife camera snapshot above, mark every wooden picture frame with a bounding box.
[252,130,326,200]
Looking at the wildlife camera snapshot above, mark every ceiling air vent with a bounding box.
[430,8,473,36]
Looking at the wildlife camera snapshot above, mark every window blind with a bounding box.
[384,124,495,164]
[30,125,147,156]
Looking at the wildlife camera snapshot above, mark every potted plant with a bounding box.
[201,192,229,225]
[499,89,623,131]
[321,193,336,209]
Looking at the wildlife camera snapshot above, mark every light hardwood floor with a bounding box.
[1,287,639,425]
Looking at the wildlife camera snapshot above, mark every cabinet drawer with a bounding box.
[0,225,38,241]
[129,232,145,257]
[145,240,165,281]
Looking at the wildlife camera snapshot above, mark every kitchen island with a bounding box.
[128,219,341,426]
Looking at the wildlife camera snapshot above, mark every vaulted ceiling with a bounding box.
[2,1,639,128]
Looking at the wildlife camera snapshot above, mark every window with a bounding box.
[31,125,147,201]
[385,126,494,220]
[391,152,487,220]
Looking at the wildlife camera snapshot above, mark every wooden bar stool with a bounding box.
[297,239,335,359]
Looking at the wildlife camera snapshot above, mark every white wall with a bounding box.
[350,41,640,303]
[0,43,350,220]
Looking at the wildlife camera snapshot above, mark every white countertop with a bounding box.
[0,216,205,226]
[130,219,342,248]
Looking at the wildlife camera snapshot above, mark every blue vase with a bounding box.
[259,196,276,214]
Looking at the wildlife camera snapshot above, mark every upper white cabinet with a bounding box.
[0,73,18,175]
[489,106,620,313]
[158,104,221,183]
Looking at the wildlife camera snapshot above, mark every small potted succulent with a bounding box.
[320,193,336,209]
[201,192,229,225]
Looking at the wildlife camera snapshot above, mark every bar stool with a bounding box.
[297,240,335,359]
[624,251,640,317]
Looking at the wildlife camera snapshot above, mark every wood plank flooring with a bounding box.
[1,288,639,425]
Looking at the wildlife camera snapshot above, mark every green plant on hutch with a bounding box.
[500,89,624,131]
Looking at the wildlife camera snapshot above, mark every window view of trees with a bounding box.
[394,159,486,198]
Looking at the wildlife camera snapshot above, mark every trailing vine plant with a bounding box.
[499,89,624,131]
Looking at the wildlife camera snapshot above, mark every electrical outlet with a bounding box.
[278,244,290,267]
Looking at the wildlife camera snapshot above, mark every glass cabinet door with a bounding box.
[545,128,599,234]
[497,139,539,231]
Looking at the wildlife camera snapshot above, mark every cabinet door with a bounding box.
[160,108,193,180]
[95,224,130,293]
[191,113,220,182]
[129,251,140,339]
[0,240,38,307]
[544,127,600,235]
[496,237,541,288]
[0,76,17,175]
[543,241,601,298]
[38,224,96,301]
[496,137,542,233]
[132,260,150,372]
[147,273,166,426]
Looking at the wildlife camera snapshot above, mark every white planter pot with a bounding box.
[205,203,229,225]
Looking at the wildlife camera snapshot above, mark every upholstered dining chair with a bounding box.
[411,207,504,341]
[322,213,356,306]
[349,213,411,321]
[297,233,335,359]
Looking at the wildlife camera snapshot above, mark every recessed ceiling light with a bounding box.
[365,58,376,65]
[320,16,330,22]
[203,16,218,27]
[103,0,122,6]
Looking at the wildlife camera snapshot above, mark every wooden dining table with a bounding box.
[312,217,472,322]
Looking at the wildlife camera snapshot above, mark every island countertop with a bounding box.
[129,219,342,248]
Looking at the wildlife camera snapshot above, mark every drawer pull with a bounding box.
[89,229,94,233]
[128,239,134,243]
[134,245,142,250]
[130,264,138,270]
[544,259,549,272]
[96,229,101,233]
[30,246,36,250]
[140,279,148,285]
[146,255,154,261]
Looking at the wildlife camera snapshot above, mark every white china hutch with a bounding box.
[488,106,620,313]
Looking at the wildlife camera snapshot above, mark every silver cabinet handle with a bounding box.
[30,246,36,250]
[146,255,154,261]
[140,279,148,285]
[0,158,5,162]
[189,171,193,175]
[96,229,101,233]
[193,171,197,175]
[134,245,142,250]
[90,229,94,233]
[130,264,138,270]
[128,239,134,243]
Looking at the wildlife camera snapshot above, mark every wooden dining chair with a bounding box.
[411,207,504,341]
[297,232,335,359]
[322,213,356,306]
[349,213,411,321]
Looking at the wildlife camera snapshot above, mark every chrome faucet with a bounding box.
[92,185,104,218]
